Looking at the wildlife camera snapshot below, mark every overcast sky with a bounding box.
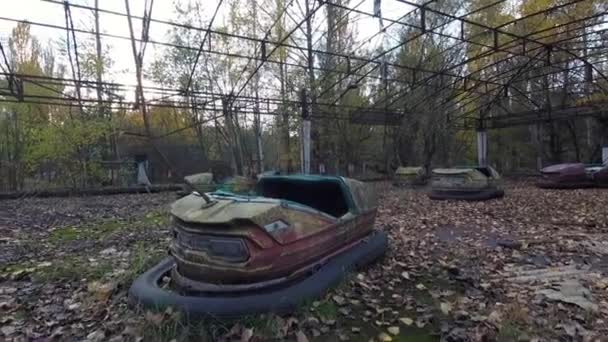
[1,0,412,79]
[1,0,418,115]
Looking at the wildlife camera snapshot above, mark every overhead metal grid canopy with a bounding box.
[0,0,606,132]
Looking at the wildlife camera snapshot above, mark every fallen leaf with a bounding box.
[144,311,164,326]
[487,310,502,327]
[10,270,27,281]
[387,326,400,335]
[401,271,410,280]
[416,283,426,290]
[440,302,452,315]
[241,328,254,342]
[86,330,106,342]
[1,326,16,336]
[399,317,414,326]
[323,319,336,326]
[338,308,351,316]
[296,330,310,342]
[87,281,116,302]
[378,332,393,342]
[333,295,346,306]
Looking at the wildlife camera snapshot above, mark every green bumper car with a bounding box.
[429,166,504,201]
[393,166,427,186]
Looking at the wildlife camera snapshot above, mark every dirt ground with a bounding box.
[1,181,608,341]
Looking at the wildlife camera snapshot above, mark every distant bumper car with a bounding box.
[129,175,387,317]
[393,166,427,186]
[537,163,608,189]
[593,165,608,187]
[428,166,504,201]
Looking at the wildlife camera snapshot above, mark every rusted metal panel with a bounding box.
[169,176,378,287]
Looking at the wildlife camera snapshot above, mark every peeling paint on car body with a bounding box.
[169,175,378,288]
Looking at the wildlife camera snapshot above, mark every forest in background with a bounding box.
[0,0,607,191]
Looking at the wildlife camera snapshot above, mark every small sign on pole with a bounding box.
[603,146,608,166]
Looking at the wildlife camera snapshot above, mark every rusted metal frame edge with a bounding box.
[386,16,606,112]
[442,55,608,121]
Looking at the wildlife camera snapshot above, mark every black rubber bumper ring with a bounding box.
[428,189,505,201]
[128,230,388,318]
[536,181,595,189]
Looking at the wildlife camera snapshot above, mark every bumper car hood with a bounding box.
[171,192,338,229]
[171,193,282,224]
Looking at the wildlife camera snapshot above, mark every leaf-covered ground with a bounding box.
[1,182,608,341]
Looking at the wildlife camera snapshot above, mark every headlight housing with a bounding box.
[175,230,249,263]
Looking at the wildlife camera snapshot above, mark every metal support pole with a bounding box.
[302,120,311,174]
[477,129,488,167]
[300,89,311,174]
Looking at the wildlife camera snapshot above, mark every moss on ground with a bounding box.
[314,301,338,320]
[1,256,114,283]
[138,211,171,227]
[497,323,528,342]
[48,211,170,244]
[49,219,126,243]
[32,257,114,282]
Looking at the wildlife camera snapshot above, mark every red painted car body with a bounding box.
[538,163,608,188]
[169,175,378,292]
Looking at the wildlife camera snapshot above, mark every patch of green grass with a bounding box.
[119,242,167,286]
[12,308,28,321]
[138,211,171,227]
[139,310,190,342]
[2,258,111,283]
[1,261,35,275]
[49,219,126,243]
[33,256,113,282]
[133,308,228,342]
[314,300,338,320]
[497,323,527,342]
[296,298,316,314]
[48,210,170,244]
[239,314,283,337]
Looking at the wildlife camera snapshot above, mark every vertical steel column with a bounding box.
[302,121,311,174]
[477,129,488,167]
[300,89,311,174]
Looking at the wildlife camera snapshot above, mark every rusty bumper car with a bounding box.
[393,166,428,186]
[428,166,504,201]
[129,175,387,317]
[537,163,608,189]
